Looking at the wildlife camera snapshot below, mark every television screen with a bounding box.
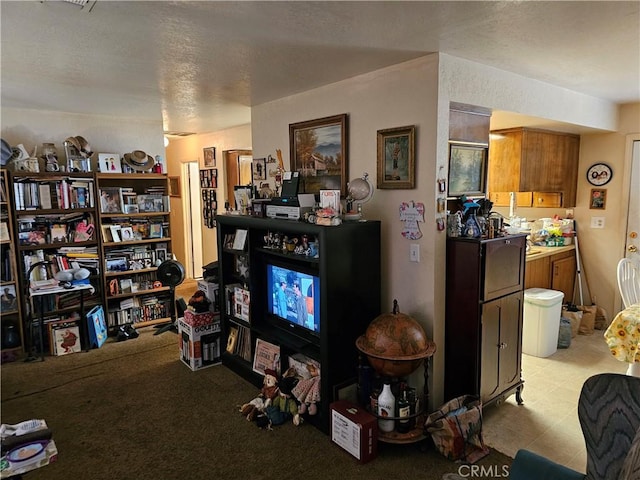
[266,263,320,336]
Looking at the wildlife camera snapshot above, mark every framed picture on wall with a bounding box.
[376,125,416,189]
[589,188,607,209]
[447,143,488,197]
[290,113,348,196]
[203,147,216,167]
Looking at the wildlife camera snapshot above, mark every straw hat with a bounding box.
[65,136,93,158]
[123,150,155,171]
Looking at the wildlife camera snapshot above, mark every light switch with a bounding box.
[590,217,605,228]
[410,244,420,262]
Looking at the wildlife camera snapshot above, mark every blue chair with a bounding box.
[510,373,640,480]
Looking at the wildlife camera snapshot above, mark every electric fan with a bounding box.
[153,259,186,335]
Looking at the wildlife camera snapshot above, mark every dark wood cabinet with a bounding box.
[216,215,381,433]
[445,235,526,406]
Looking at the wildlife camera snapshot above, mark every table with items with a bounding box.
[604,303,640,376]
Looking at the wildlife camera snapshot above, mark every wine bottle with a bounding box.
[396,389,411,433]
[377,383,395,433]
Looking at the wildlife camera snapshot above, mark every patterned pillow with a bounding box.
[619,426,640,480]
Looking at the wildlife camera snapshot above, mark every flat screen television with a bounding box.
[266,261,320,343]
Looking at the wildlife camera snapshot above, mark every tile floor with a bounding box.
[482,331,627,472]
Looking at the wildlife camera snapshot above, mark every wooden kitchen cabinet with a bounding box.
[551,251,576,303]
[524,250,576,304]
[445,235,526,406]
[488,127,580,207]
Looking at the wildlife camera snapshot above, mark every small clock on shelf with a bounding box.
[586,163,613,186]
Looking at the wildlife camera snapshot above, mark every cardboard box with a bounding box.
[330,400,378,463]
[178,310,221,371]
[197,280,220,312]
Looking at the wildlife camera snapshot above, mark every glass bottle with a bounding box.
[377,383,395,433]
[396,389,411,433]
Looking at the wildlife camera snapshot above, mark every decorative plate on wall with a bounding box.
[586,163,613,186]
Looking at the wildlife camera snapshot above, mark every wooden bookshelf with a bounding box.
[95,173,173,331]
[1,169,24,361]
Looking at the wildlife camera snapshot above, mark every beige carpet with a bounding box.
[1,328,512,480]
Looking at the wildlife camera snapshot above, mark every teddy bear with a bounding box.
[239,369,279,421]
[262,368,301,427]
[292,363,321,415]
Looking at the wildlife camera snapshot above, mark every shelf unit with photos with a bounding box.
[8,171,104,355]
[95,173,173,331]
[1,169,24,361]
[216,215,381,433]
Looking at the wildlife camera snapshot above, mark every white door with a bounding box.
[184,162,203,279]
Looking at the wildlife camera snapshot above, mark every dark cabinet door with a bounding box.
[480,292,523,403]
[483,236,526,301]
[480,299,501,402]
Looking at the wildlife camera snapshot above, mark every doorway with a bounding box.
[184,161,203,280]
[224,149,252,209]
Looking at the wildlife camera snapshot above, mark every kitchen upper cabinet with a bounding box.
[488,127,580,207]
[449,104,491,145]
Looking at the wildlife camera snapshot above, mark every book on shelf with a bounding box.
[0,222,8,242]
[226,325,239,353]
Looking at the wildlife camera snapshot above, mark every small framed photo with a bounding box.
[100,188,124,213]
[155,248,167,263]
[149,223,163,238]
[98,153,122,173]
[123,204,139,214]
[120,227,134,241]
[252,158,267,181]
[590,188,607,209]
[0,284,18,311]
[203,147,216,167]
[106,257,128,272]
[377,125,416,189]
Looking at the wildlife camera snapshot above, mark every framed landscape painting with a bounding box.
[447,143,488,197]
[290,113,348,196]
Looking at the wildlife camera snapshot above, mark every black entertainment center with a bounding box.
[216,214,381,433]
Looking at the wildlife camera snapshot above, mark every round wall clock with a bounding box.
[586,163,613,186]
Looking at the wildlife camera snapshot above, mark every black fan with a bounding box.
[154,259,185,335]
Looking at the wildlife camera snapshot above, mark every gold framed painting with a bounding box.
[290,114,348,196]
[377,125,416,189]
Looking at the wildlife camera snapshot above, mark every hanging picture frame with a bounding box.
[447,143,487,197]
[290,113,348,196]
[203,147,216,167]
[376,125,416,189]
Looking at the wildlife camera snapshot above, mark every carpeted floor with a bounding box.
[1,328,512,480]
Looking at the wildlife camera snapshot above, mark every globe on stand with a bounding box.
[344,172,374,221]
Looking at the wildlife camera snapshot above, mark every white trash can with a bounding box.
[523,288,565,357]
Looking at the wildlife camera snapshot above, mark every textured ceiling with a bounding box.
[1,1,639,134]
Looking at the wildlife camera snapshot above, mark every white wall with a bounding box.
[1,107,165,171]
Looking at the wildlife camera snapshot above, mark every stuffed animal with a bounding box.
[264,368,301,427]
[188,290,210,313]
[239,369,279,421]
[292,363,321,415]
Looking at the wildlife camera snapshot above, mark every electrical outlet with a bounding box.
[590,216,605,228]
[410,244,420,262]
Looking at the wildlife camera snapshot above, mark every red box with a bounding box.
[330,400,378,463]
